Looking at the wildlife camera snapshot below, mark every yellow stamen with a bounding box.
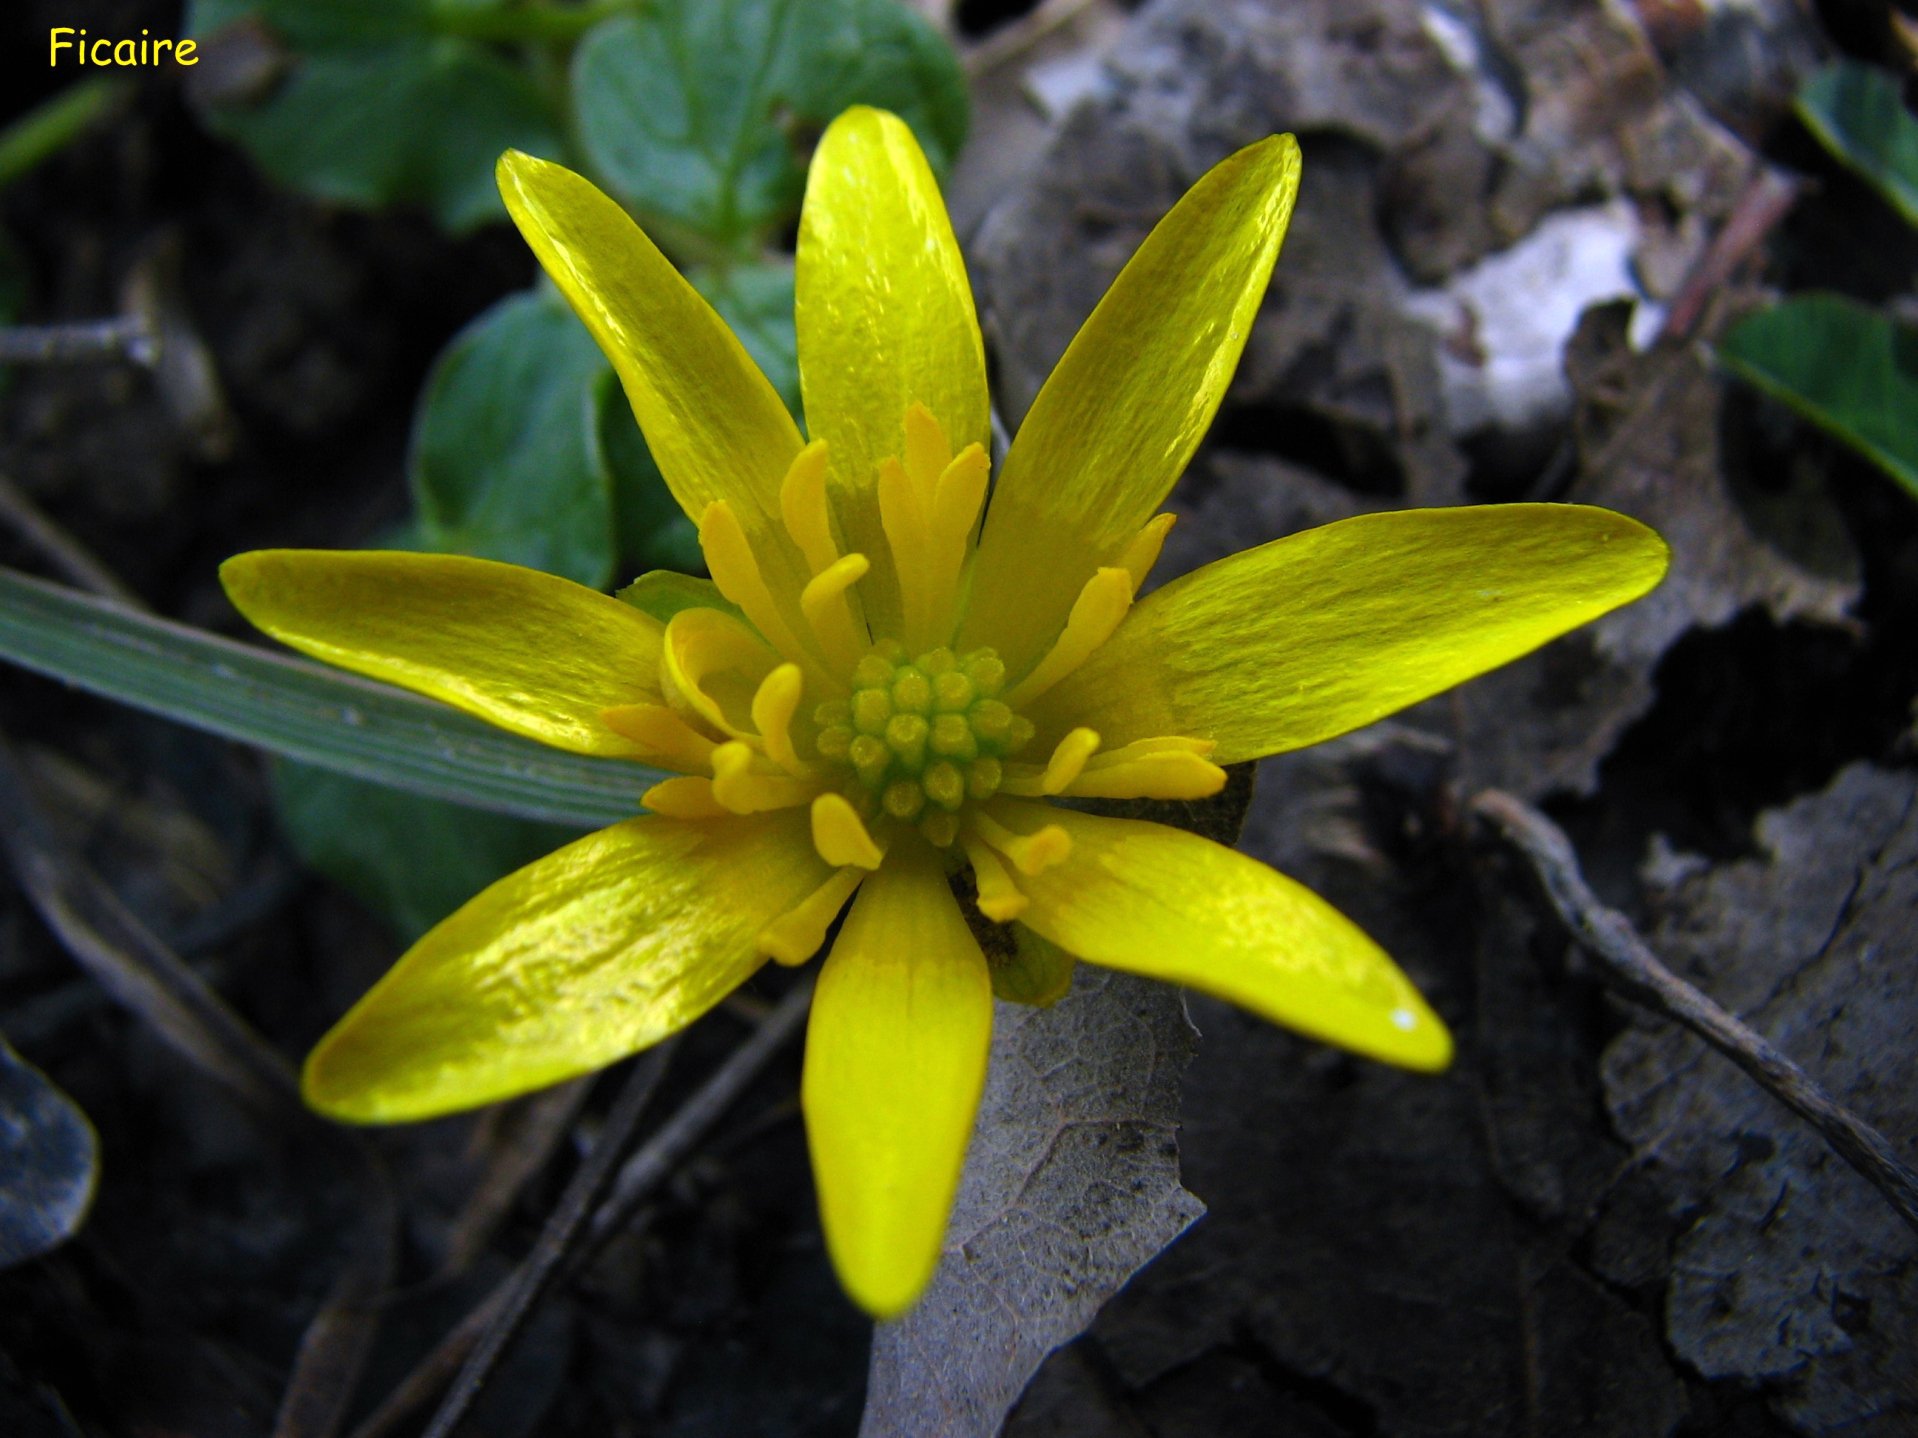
[811,792,886,869]
[961,835,1029,921]
[800,553,872,674]
[877,455,932,645]
[661,606,776,741]
[698,500,817,671]
[600,702,718,773]
[918,443,989,648]
[710,740,821,813]
[642,776,730,818]
[902,402,949,490]
[971,808,1072,876]
[1065,735,1225,799]
[1119,512,1178,591]
[1005,732,1097,801]
[758,866,866,966]
[1004,567,1135,709]
[777,440,839,577]
[750,664,810,776]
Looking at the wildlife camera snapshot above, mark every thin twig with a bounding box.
[0,317,156,366]
[1657,166,1801,344]
[0,730,299,1112]
[1472,788,1918,1237]
[347,978,815,1438]
[0,472,144,605]
[420,1047,675,1438]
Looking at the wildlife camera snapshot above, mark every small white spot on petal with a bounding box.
[1391,1008,1418,1031]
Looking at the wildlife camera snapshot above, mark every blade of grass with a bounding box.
[0,565,656,826]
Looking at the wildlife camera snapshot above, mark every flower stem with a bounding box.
[0,77,131,191]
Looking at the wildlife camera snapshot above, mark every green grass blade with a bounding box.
[0,566,655,826]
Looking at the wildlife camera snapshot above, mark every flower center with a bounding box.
[813,640,1035,848]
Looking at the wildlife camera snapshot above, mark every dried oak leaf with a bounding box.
[1602,763,1918,1434]
[859,967,1206,1438]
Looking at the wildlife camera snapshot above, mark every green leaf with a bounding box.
[274,761,584,940]
[412,287,618,587]
[571,0,966,251]
[596,370,705,574]
[0,565,655,826]
[1719,293,1918,501]
[695,261,800,415]
[196,20,564,232]
[1796,60,1918,229]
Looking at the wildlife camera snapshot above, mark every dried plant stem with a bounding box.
[1472,788,1918,1237]
[0,316,155,365]
[348,978,814,1438]
[0,473,143,605]
[420,1047,675,1438]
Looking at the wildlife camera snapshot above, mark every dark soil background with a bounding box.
[2,0,1916,1435]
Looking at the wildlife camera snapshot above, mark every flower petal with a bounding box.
[1028,505,1670,764]
[496,151,805,554]
[802,843,992,1317]
[221,549,663,757]
[797,107,989,640]
[960,134,1301,673]
[1002,802,1450,1071]
[304,811,829,1121]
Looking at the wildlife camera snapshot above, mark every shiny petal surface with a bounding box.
[222,549,663,757]
[305,811,829,1121]
[1029,505,1669,763]
[497,153,807,579]
[1003,802,1451,1071]
[961,134,1301,673]
[797,107,988,639]
[802,844,992,1317]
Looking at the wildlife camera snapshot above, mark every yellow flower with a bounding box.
[220,108,1667,1318]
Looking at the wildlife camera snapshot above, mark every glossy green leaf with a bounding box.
[696,262,801,415]
[596,370,705,575]
[570,0,965,250]
[274,761,585,941]
[1797,60,1918,228]
[412,288,618,587]
[0,565,654,826]
[194,13,563,232]
[1719,293,1918,500]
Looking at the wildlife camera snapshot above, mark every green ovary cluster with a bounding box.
[814,641,1034,847]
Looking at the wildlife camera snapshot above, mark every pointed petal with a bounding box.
[1003,802,1451,1071]
[222,549,663,757]
[960,134,1301,673]
[1029,505,1670,763]
[797,107,989,640]
[802,844,992,1317]
[497,152,810,594]
[304,811,829,1121]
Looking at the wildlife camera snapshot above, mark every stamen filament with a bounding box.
[698,500,823,676]
[1004,566,1135,709]
[800,553,872,674]
[971,808,1072,876]
[758,866,867,965]
[961,835,1029,921]
[710,740,822,813]
[661,606,777,741]
[749,664,811,777]
[643,776,730,818]
[777,440,839,576]
[600,702,718,773]
[811,792,887,870]
[1118,512,1178,591]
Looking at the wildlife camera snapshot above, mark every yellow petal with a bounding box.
[960,135,1301,673]
[304,811,830,1121]
[498,152,803,534]
[1029,505,1670,764]
[221,549,662,758]
[1001,802,1451,1071]
[660,605,781,740]
[796,107,988,641]
[801,845,992,1317]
